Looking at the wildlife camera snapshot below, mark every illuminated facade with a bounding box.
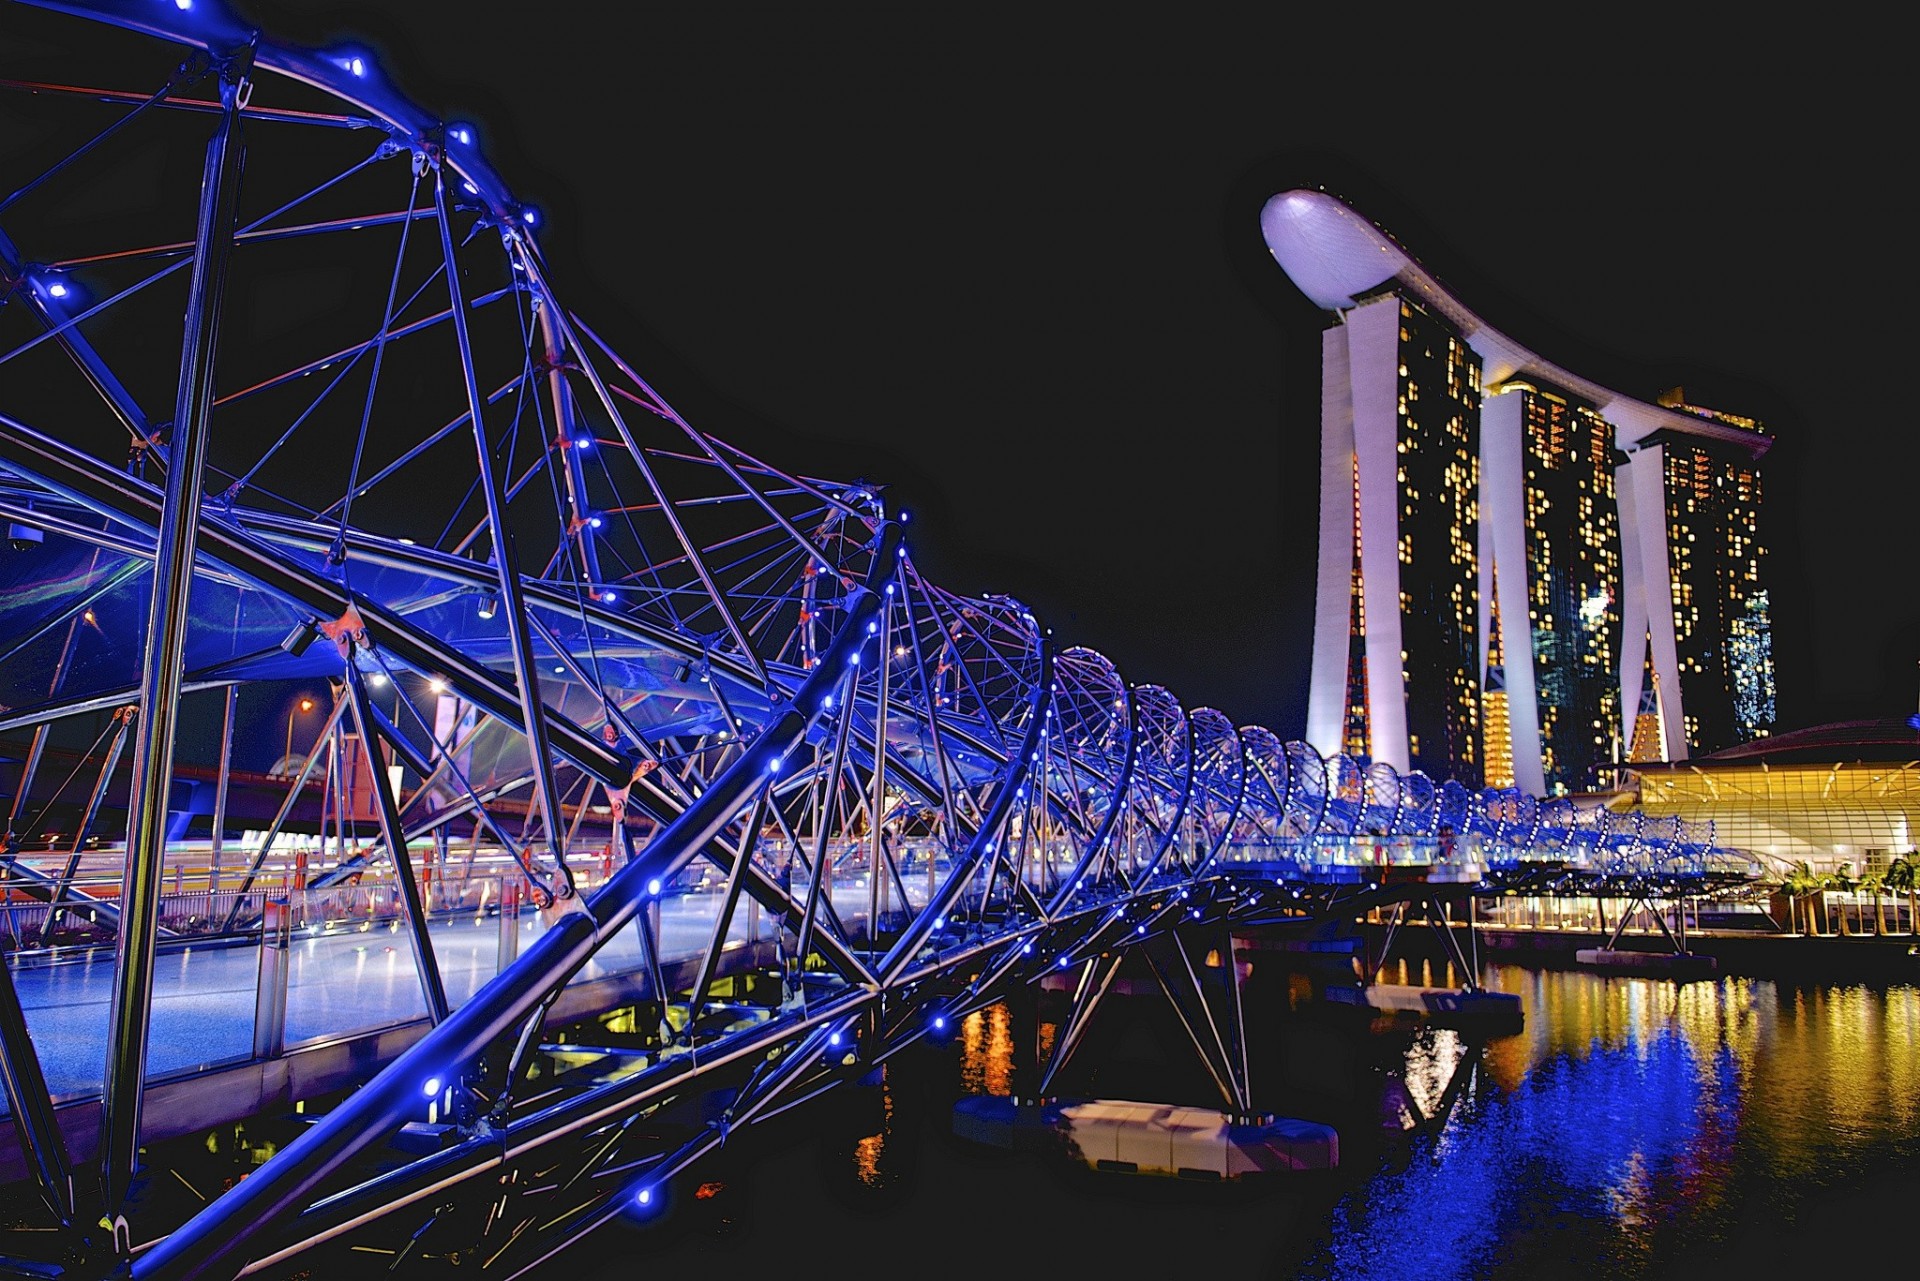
[1617,390,1775,758]
[1481,604,1515,790]
[1261,189,1775,789]
[1481,380,1623,794]
[1626,719,1918,878]
[1300,286,1482,783]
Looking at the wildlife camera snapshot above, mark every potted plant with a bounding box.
[1885,856,1917,935]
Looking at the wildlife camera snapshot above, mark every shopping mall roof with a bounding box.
[1636,718,1920,770]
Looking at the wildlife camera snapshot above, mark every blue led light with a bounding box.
[45,282,68,298]
[932,1014,946,1030]
[422,1076,442,1097]
[174,0,193,11]
[646,878,662,896]
[1057,955,1072,967]
[451,125,472,144]
[635,1187,653,1206]
[349,56,365,76]
[522,208,537,225]
[828,1032,841,1047]
[768,755,783,774]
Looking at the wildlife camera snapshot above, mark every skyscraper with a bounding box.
[1619,390,1775,761]
[1261,189,1775,791]
[1480,379,1623,794]
[1303,287,1483,784]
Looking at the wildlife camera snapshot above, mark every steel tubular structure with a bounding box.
[0,4,1760,1277]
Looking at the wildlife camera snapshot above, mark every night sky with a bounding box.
[230,3,1915,742]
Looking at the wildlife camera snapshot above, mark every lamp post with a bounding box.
[284,695,317,773]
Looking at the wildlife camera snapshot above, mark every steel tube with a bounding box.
[208,685,237,894]
[0,414,628,785]
[131,523,898,1281]
[346,667,450,1024]
[97,55,248,1234]
[433,167,572,892]
[536,301,602,588]
[37,708,131,944]
[0,931,74,1226]
[1,613,85,840]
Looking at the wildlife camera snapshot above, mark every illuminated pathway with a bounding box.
[8,894,737,1100]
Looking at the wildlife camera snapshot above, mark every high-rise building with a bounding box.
[1619,390,1775,762]
[1260,189,1775,790]
[1481,379,1623,793]
[1301,286,1483,784]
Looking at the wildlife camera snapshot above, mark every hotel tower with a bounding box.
[1261,189,1775,793]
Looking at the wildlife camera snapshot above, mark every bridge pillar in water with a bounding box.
[1007,981,1042,1103]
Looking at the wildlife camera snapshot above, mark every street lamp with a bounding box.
[284,695,317,771]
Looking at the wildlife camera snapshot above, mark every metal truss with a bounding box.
[0,4,1760,1277]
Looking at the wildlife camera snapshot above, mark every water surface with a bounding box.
[580,962,1920,1280]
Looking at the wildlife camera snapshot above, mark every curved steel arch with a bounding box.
[1362,759,1402,835]
[1180,708,1244,878]
[1282,739,1329,837]
[1396,769,1438,836]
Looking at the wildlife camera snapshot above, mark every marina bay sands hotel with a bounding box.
[1261,189,1776,796]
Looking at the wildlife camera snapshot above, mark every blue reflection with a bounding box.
[1310,1024,1729,1281]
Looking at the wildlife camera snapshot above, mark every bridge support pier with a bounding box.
[1370,889,1486,993]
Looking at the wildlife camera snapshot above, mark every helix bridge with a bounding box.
[0,3,1758,1276]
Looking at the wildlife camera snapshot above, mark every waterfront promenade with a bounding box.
[1362,915,1920,982]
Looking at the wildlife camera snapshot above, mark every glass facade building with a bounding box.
[1483,381,1623,794]
[1626,720,1917,877]
[1303,286,1483,786]
[1644,394,1776,752]
[1392,295,1483,783]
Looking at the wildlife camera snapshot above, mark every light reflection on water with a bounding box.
[934,961,1920,1277]
[1310,965,1920,1280]
[585,964,1920,1280]
[959,1004,1016,1097]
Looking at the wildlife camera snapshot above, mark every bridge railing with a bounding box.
[1,862,797,1113]
[1211,832,1492,880]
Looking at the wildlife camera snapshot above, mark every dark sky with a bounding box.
[234,3,1916,741]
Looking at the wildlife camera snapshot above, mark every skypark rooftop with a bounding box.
[1259,188,1771,458]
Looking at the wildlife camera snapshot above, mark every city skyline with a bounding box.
[217,4,1919,741]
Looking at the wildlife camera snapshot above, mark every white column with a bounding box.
[1618,446,1687,760]
[1479,390,1545,795]
[1306,324,1357,759]
[1348,296,1408,772]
